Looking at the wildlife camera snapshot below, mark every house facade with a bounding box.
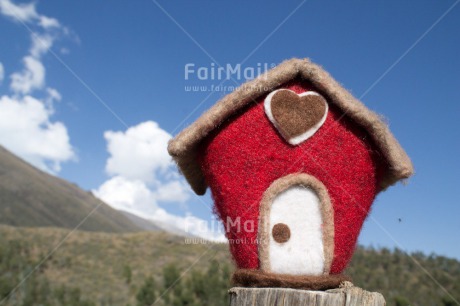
[168,58,413,289]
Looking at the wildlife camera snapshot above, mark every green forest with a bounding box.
[0,226,459,306]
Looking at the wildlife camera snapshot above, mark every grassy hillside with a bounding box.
[0,225,458,306]
[0,225,230,305]
[0,146,140,233]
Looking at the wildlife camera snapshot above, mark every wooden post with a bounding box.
[229,282,386,306]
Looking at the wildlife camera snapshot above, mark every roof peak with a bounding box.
[168,58,413,195]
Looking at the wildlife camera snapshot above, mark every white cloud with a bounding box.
[39,15,59,29]
[155,180,190,203]
[95,176,190,213]
[9,33,59,95]
[10,56,45,94]
[3,1,66,95]
[45,87,61,104]
[0,62,4,83]
[102,121,189,203]
[94,175,225,242]
[94,176,159,216]
[94,121,225,242]
[0,0,37,23]
[0,95,75,172]
[0,0,60,30]
[0,2,74,173]
[30,33,54,58]
[104,121,173,182]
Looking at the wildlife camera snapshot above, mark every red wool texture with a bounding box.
[198,81,384,274]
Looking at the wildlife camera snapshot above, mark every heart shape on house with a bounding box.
[264,89,328,145]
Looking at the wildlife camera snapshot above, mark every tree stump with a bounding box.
[229,282,386,306]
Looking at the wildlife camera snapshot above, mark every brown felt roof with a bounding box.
[168,58,414,195]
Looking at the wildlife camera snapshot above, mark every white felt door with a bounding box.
[268,185,324,275]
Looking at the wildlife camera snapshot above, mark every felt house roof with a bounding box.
[168,58,414,195]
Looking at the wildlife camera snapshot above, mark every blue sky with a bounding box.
[0,0,459,258]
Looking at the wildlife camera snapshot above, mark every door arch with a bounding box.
[258,173,334,275]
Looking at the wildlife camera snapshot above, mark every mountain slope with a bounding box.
[120,210,162,231]
[120,210,198,238]
[0,145,140,233]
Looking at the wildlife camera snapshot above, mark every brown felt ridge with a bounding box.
[167,58,414,195]
[232,269,351,291]
[271,90,327,140]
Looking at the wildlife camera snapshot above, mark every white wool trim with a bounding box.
[264,89,328,145]
[268,185,325,275]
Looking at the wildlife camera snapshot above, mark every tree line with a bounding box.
[1,238,459,305]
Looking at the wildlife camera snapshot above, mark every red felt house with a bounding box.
[168,58,413,289]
